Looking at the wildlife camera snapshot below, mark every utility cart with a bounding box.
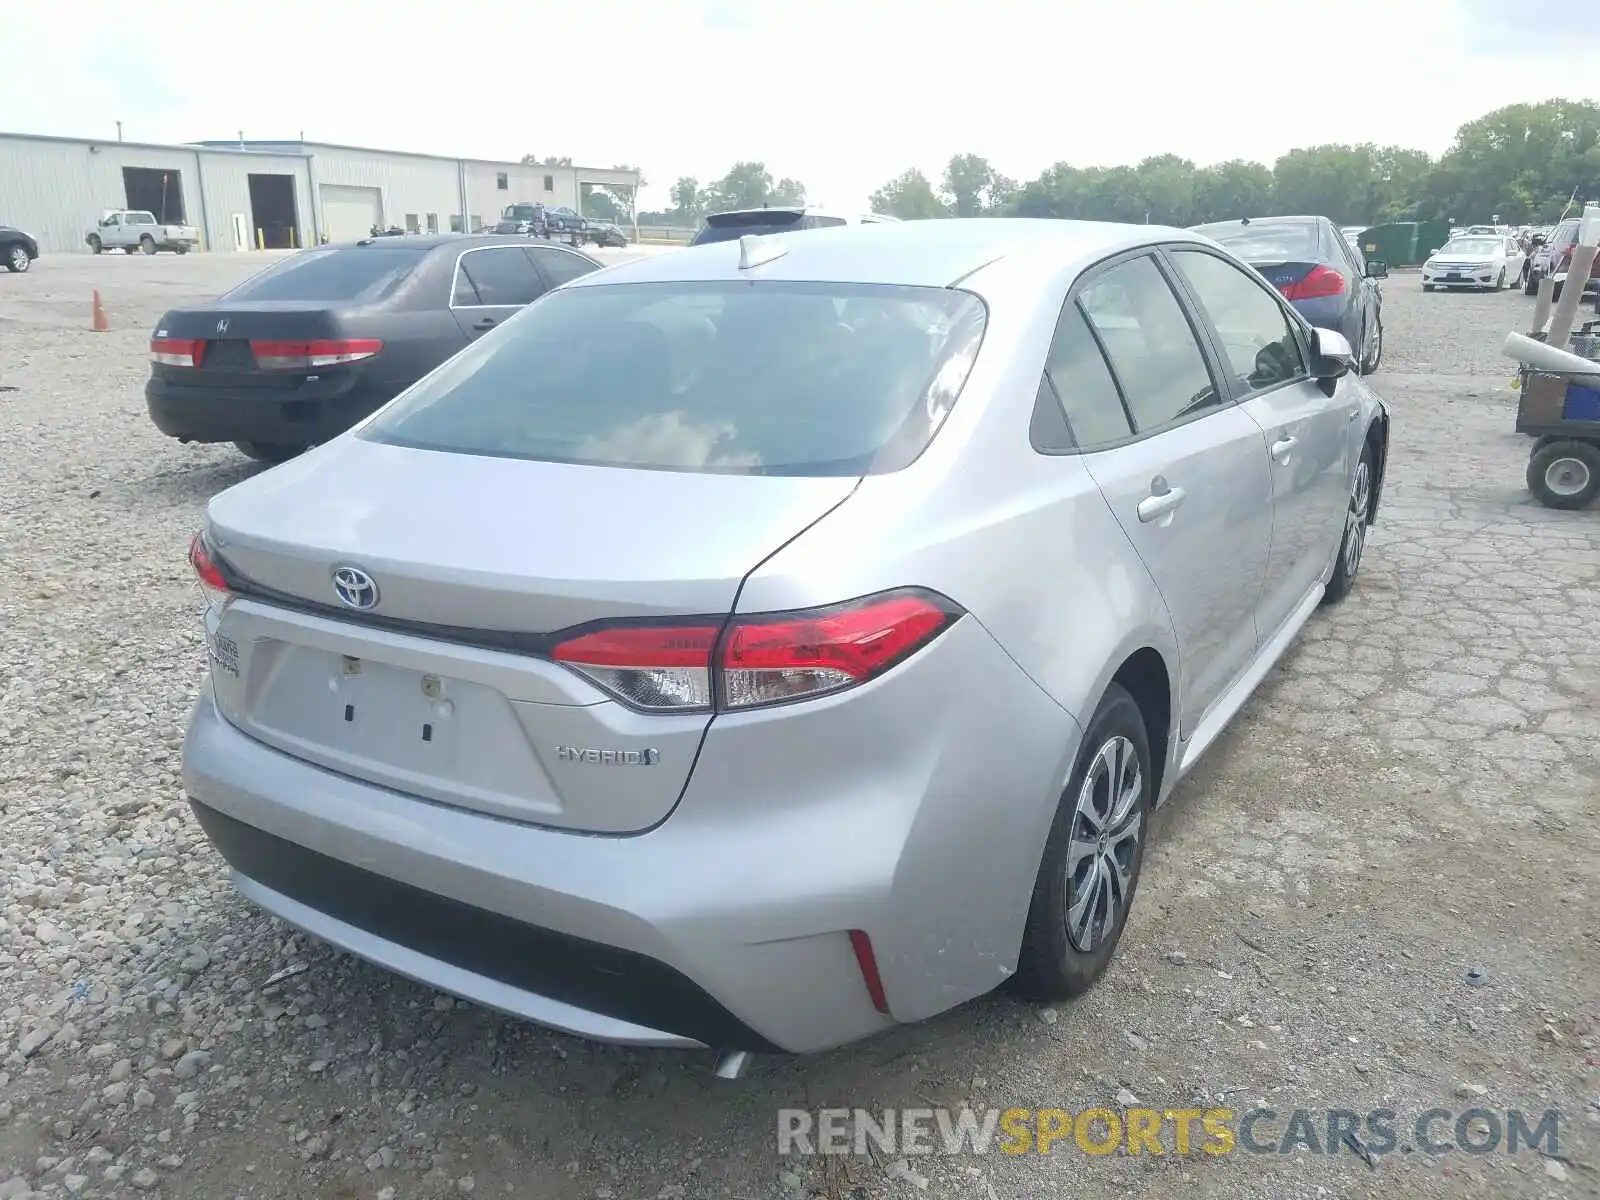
[1516,320,1600,509]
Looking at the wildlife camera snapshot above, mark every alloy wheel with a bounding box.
[1345,459,1371,578]
[7,246,27,272]
[1064,735,1143,953]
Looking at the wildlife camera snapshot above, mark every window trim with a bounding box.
[449,244,548,310]
[1156,243,1315,406]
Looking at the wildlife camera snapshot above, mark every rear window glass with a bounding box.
[224,246,427,302]
[362,280,987,476]
[691,211,807,245]
[1193,221,1321,262]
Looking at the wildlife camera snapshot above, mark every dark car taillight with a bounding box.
[151,337,205,367]
[250,338,383,369]
[551,589,963,713]
[1280,266,1346,300]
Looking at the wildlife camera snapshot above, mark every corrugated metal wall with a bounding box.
[309,148,460,235]
[196,154,314,251]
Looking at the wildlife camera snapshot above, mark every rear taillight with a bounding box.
[187,532,232,611]
[1279,265,1346,301]
[151,337,205,367]
[551,590,962,713]
[250,338,384,370]
[1555,246,1574,269]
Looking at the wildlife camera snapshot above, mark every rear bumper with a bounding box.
[146,375,396,446]
[181,614,1078,1054]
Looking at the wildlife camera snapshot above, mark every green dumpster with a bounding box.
[1359,223,1418,268]
[1415,219,1453,263]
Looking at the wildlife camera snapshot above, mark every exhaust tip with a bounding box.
[712,1050,753,1081]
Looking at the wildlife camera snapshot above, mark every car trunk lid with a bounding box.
[201,437,859,832]
[151,302,373,391]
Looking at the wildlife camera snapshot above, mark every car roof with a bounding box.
[326,233,558,252]
[1193,215,1324,230]
[565,218,1211,291]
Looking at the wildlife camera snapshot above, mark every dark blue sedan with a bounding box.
[1192,215,1387,374]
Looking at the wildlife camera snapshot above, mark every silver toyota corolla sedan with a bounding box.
[182,218,1390,1068]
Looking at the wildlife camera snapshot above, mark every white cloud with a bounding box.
[3,0,1594,213]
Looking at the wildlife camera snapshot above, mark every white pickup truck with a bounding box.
[85,210,199,255]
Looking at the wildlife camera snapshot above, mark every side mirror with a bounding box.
[1311,327,1355,393]
[1364,258,1388,279]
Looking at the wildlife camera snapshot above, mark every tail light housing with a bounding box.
[187,532,232,612]
[552,589,963,713]
[1279,265,1346,301]
[250,338,384,370]
[151,337,205,367]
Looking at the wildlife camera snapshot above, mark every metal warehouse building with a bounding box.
[0,131,640,255]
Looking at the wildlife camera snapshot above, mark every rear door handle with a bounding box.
[1136,485,1186,523]
[472,317,497,331]
[1271,435,1298,463]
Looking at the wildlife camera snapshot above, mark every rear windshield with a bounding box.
[1194,221,1321,262]
[223,246,428,302]
[691,211,808,245]
[362,280,987,476]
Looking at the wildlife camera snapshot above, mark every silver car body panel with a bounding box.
[183,218,1390,1053]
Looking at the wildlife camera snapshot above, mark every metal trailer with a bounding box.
[1515,321,1600,508]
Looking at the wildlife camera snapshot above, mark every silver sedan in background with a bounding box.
[180,218,1390,1067]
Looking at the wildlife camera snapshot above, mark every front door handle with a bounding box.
[1271,435,1298,463]
[1136,484,1187,523]
[472,317,497,331]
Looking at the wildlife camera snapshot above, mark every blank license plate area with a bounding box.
[246,646,544,800]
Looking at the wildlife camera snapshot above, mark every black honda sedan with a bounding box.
[146,235,601,463]
[2,223,40,273]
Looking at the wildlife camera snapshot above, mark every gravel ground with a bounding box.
[1,256,1596,1200]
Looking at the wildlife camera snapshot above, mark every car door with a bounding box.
[449,245,549,340]
[527,244,601,290]
[1166,245,1354,641]
[1070,252,1275,739]
[101,214,126,248]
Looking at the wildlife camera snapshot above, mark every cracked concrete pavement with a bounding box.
[0,256,1595,1200]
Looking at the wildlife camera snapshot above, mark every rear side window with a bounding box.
[1078,256,1219,434]
[530,246,598,287]
[362,280,987,476]
[1042,303,1133,448]
[225,246,427,302]
[453,247,546,306]
[691,211,807,245]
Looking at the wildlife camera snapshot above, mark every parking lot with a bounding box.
[1,252,1596,1200]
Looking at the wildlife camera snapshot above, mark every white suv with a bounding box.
[691,207,898,246]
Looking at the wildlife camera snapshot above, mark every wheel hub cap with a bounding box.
[1546,457,1591,497]
[1064,735,1143,953]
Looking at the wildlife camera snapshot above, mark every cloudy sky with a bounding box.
[3,0,1594,212]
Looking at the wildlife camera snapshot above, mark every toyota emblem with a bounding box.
[215,318,229,335]
[331,566,379,610]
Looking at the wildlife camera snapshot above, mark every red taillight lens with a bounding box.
[187,532,231,610]
[721,593,956,709]
[848,930,890,1014]
[250,338,383,370]
[1280,265,1346,301]
[553,623,720,711]
[549,590,961,713]
[151,337,205,367]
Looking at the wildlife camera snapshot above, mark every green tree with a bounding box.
[943,154,999,216]
[1133,154,1199,225]
[1270,145,1383,224]
[669,177,702,221]
[521,154,573,167]
[1430,100,1600,222]
[772,177,807,205]
[1367,146,1433,222]
[1192,160,1275,222]
[701,162,807,212]
[870,169,950,219]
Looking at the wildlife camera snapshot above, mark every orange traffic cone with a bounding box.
[91,290,108,332]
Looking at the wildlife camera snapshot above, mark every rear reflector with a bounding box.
[848,930,890,1014]
[151,337,205,367]
[550,589,962,713]
[250,338,384,370]
[1279,265,1346,301]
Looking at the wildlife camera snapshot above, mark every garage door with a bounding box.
[320,185,382,243]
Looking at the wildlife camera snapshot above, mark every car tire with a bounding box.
[1012,683,1152,1002]
[5,244,30,273]
[1322,441,1375,605]
[88,235,103,254]
[1495,268,1507,290]
[174,245,189,255]
[139,235,157,255]
[1361,316,1383,373]
[1526,440,1600,510]
[233,440,307,465]
[1523,273,1539,296]
[1422,283,1435,292]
